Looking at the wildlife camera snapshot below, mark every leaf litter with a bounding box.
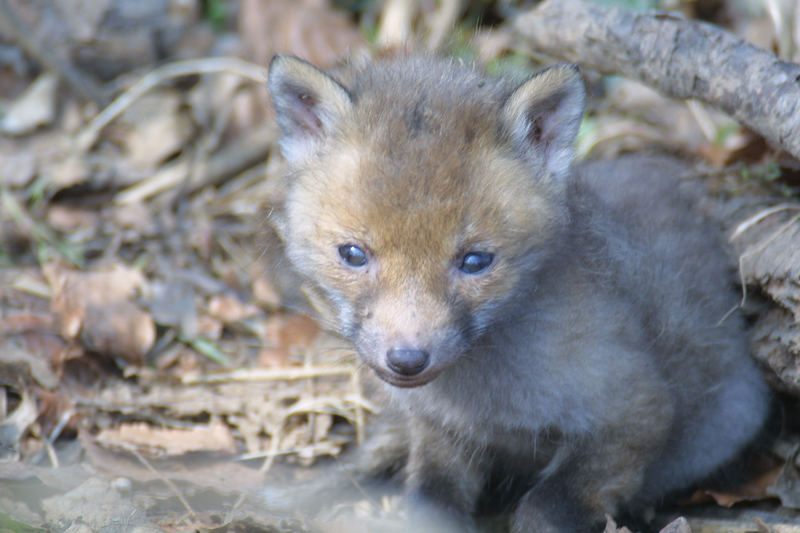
[0,0,799,532]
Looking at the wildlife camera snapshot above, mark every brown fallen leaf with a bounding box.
[0,149,36,187]
[264,313,320,350]
[83,301,156,364]
[196,314,223,341]
[660,516,692,533]
[207,293,260,324]
[0,73,58,135]
[604,515,634,533]
[43,261,155,364]
[252,275,282,310]
[96,418,236,456]
[0,312,54,336]
[258,313,320,367]
[46,205,101,233]
[40,152,89,190]
[703,455,782,507]
[121,90,194,169]
[0,331,65,389]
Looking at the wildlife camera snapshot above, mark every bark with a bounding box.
[513,0,800,159]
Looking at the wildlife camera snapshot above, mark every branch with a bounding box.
[513,0,800,159]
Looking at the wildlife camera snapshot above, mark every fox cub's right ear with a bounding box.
[268,55,353,164]
[501,64,585,182]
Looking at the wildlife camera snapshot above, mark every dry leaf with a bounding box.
[41,153,89,189]
[0,332,63,389]
[0,73,58,135]
[196,314,223,340]
[96,419,236,456]
[704,455,782,507]
[0,150,36,188]
[258,347,293,368]
[46,205,101,233]
[207,294,260,324]
[659,517,692,533]
[258,313,320,367]
[604,515,634,533]
[108,202,156,234]
[83,302,156,363]
[115,90,194,170]
[124,110,194,169]
[0,388,38,455]
[263,313,319,350]
[43,262,154,364]
[252,275,282,309]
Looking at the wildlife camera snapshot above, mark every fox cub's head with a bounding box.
[268,56,584,388]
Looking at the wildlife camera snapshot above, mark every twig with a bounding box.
[236,438,350,461]
[352,367,365,444]
[730,204,800,240]
[114,158,190,206]
[124,443,196,518]
[181,365,355,384]
[77,57,269,151]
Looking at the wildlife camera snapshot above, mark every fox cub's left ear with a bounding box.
[268,55,353,164]
[501,64,585,181]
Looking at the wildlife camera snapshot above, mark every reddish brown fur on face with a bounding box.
[283,71,567,381]
[278,57,569,377]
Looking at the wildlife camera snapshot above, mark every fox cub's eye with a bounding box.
[459,251,494,274]
[338,244,368,267]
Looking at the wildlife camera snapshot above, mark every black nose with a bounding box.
[386,348,429,376]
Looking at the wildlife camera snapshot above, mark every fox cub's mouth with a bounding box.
[373,366,443,388]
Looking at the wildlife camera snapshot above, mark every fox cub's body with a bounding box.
[267,55,770,532]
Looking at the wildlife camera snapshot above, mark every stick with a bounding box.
[513,0,800,159]
[181,365,355,385]
[77,57,269,151]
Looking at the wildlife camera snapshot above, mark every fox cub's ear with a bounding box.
[268,55,353,164]
[501,64,585,181]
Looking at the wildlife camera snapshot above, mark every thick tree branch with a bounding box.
[513,0,800,159]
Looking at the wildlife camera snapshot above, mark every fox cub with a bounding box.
[267,55,771,532]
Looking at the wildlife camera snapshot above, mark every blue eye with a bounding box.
[338,244,367,267]
[459,251,494,274]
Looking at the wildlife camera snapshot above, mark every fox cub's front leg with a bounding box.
[403,418,484,533]
[511,425,668,533]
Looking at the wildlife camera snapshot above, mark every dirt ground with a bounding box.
[1,0,800,532]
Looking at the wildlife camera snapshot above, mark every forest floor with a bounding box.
[1,0,800,532]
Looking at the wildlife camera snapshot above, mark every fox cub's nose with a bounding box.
[386,348,430,376]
